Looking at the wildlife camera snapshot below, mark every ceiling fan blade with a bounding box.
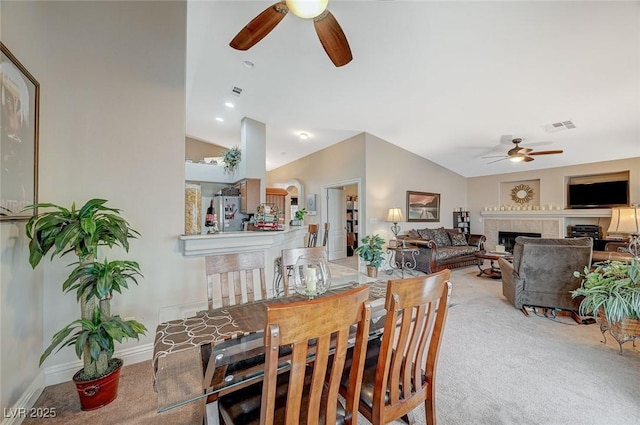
[508,147,532,156]
[230,2,288,51]
[529,150,564,156]
[523,156,535,162]
[313,10,352,67]
[481,155,507,159]
[487,157,508,164]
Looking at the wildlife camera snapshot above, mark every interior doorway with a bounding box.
[321,179,361,267]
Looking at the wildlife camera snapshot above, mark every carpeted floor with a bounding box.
[23,266,640,425]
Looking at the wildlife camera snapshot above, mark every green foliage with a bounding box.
[355,234,386,268]
[25,198,145,379]
[25,198,139,266]
[571,259,640,323]
[63,259,142,302]
[294,208,307,220]
[39,307,146,368]
[223,146,241,174]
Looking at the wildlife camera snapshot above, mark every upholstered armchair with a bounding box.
[499,236,593,312]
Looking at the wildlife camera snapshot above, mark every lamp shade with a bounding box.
[608,207,640,235]
[386,208,404,223]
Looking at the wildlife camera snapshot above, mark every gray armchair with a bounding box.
[498,236,593,312]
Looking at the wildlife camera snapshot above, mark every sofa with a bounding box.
[499,236,593,312]
[592,241,634,263]
[398,227,486,274]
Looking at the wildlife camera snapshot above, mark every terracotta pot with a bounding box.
[73,359,122,411]
[366,265,378,278]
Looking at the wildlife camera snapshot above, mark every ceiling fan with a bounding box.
[229,0,352,67]
[483,138,563,164]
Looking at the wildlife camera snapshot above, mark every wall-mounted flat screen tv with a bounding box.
[567,180,629,208]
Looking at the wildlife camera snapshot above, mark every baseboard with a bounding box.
[44,342,154,386]
[1,370,45,425]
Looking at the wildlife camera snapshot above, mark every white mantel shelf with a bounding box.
[480,208,612,219]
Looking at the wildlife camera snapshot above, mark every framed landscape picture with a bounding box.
[0,42,39,221]
[407,191,440,222]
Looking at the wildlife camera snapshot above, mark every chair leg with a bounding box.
[425,396,436,425]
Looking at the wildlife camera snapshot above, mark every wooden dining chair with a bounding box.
[217,286,371,425]
[307,224,319,247]
[280,246,327,297]
[322,222,330,247]
[342,269,451,425]
[205,251,267,310]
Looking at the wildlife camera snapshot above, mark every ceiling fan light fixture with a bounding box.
[285,0,328,19]
[510,156,525,163]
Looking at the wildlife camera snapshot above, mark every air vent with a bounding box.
[231,86,242,96]
[544,120,576,133]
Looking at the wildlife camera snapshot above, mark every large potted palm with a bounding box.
[571,258,640,353]
[25,199,146,410]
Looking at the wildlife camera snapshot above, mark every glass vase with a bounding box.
[292,255,331,299]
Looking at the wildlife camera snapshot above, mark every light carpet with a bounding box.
[23,266,640,424]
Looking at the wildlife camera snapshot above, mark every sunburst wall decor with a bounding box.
[511,184,534,204]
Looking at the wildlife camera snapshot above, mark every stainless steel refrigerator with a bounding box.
[216,196,243,232]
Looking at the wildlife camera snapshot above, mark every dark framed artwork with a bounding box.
[0,42,39,221]
[406,191,440,222]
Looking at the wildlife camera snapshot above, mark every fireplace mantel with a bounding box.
[480,208,611,219]
[480,208,611,250]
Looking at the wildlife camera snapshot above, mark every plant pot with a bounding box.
[73,358,123,411]
[596,311,640,354]
[366,265,378,278]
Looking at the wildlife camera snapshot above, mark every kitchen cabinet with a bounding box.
[238,178,261,214]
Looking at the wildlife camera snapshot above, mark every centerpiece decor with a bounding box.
[25,199,147,410]
[571,259,640,353]
[292,255,331,299]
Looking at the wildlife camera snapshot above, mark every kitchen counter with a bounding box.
[179,226,308,257]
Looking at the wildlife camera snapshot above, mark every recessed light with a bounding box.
[215,117,224,122]
[243,60,255,69]
[224,102,235,109]
[299,132,309,140]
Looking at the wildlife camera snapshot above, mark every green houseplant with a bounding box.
[223,146,241,174]
[25,198,146,410]
[571,258,640,352]
[355,234,386,277]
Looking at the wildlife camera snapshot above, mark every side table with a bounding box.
[474,251,513,279]
[386,245,420,278]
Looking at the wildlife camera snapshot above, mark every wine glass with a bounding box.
[292,255,331,299]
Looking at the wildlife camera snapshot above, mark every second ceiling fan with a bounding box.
[483,138,563,164]
[229,0,352,67]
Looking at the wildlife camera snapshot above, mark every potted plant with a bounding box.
[25,199,147,410]
[355,234,386,277]
[223,146,241,174]
[571,258,640,353]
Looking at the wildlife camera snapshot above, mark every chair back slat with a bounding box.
[260,286,371,425]
[205,251,267,309]
[374,269,451,423]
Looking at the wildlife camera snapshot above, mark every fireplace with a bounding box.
[498,231,541,253]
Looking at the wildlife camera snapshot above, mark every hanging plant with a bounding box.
[223,146,241,174]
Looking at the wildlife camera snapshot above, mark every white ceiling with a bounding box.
[186,1,640,178]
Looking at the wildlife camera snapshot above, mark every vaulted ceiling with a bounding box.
[186,1,640,178]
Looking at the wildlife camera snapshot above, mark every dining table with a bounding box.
[152,262,387,419]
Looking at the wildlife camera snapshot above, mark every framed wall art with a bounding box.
[1,42,39,221]
[406,191,440,222]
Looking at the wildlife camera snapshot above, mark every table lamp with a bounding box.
[607,206,639,258]
[386,208,404,240]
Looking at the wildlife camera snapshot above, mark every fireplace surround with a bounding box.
[498,231,542,253]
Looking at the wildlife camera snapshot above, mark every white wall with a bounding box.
[0,1,196,412]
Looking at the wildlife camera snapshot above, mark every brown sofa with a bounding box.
[592,241,634,263]
[398,227,486,274]
[499,236,593,312]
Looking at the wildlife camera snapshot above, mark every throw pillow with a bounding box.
[417,228,433,240]
[449,232,468,246]
[431,227,452,247]
[408,229,420,239]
